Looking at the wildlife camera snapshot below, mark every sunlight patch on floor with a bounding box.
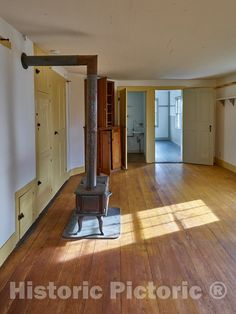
[125,199,219,241]
[57,200,219,261]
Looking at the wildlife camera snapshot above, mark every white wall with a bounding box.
[67,73,86,170]
[215,77,236,166]
[127,92,145,153]
[0,18,35,247]
[169,90,182,146]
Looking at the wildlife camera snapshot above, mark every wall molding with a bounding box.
[69,166,85,176]
[15,179,36,200]
[215,158,236,174]
[0,232,18,267]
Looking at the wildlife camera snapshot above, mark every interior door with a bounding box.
[51,71,67,193]
[36,92,53,214]
[119,88,128,169]
[183,88,215,165]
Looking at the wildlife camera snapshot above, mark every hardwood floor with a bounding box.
[1,163,236,313]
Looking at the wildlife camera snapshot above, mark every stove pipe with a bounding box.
[86,74,97,189]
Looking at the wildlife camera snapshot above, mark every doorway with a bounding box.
[127,91,146,164]
[155,90,183,163]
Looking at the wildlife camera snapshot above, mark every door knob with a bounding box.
[18,213,25,220]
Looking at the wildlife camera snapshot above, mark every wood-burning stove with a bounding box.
[75,176,111,235]
[74,72,111,235]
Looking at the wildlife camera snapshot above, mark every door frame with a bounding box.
[117,86,186,163]
[127,90,147,157]
[35,66,68,217]
[155,89,184,163]
[182,88,215,165]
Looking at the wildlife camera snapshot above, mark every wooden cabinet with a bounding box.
[85,77,115,128]
[98,77,115,127]
[84,77,121,175]
[98,130,111,175]
[97,127,121,175]
[111,127,121,170]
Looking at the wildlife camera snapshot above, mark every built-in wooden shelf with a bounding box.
[0,36,11,49]
[216,96,236,106]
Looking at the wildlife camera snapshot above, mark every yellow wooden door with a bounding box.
[51,71,68,193]
[34,46,51,94]
[19,188,35,239]
[35,92,53,215]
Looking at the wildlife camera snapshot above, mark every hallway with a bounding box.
[155,140,182,163]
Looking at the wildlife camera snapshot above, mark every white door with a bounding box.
[183,88,215,165]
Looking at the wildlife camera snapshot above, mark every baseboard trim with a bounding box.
[0,233,18,267]
[69,166,85,176]
[0,178,68,268]
[0,179,36,267]
[0,167,85,267]
[215,157,236,174]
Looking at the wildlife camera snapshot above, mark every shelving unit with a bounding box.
[217,96,236,106]
[107,82,114,125]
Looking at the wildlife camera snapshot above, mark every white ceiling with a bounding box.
[1,0,236,80]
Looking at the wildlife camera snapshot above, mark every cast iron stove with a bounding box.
[75,176,111,235]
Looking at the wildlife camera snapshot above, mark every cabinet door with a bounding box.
[99,130,111,175]
[112,128,121,170]
[34,66,51,94]
[19,188,35,239]
[51,70,68,193]
[35,92,53,215]
[34,46,51,94]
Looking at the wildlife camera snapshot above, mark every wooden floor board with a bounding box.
[1,163,236,313]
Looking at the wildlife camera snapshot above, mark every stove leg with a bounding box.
[78,216,83,233]
[97,216,104,235]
